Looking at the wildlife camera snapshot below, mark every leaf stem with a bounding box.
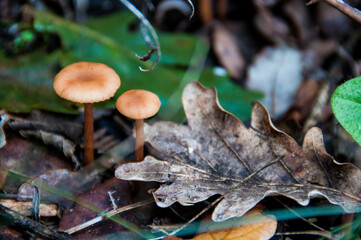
[119,0,161,72]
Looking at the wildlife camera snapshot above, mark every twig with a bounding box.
[275,230,332,239]
[0,204,72,240]
[275,198,331,236]
[307,0,361,25]
[108,191,117,210]
[119,0,161,72]
[65,198,154,235]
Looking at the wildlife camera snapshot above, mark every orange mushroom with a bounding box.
[116,89,160,162]
[54,62,120,166]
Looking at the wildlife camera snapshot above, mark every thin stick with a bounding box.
[0,204,72,239]
[65,198,154,235]
[135,119,144,162]
[275,230,332,238]
[162,196,223,238]
[307,0,361,25]
[84,103,94,165]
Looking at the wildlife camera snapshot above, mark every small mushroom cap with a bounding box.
[53,62,121,103]
[116,89,161,119]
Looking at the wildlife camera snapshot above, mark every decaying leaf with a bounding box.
[0,199,58,217]
[246,46,303,118]
[115,81,361,222]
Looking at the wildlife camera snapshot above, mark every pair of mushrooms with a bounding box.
[53,62,160,165]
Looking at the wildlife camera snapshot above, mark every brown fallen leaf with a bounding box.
[116,81,361,222]
[189,205,276,240]
[0,199,58,217]
[212,22,245,79]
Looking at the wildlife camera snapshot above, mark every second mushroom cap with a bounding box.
[116,89,161,120]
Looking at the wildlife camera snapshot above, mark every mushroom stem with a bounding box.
[135,119,144,162]
[84,103,94,165]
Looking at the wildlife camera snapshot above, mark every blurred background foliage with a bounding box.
[0,4,262,122]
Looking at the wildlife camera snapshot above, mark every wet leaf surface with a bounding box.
[0,133,72,192]
[59,177,140,239]
[116,81,361,222]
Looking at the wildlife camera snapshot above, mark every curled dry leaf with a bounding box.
[20,130,80,170]
[116,81,361,222]
[5,110,83,168]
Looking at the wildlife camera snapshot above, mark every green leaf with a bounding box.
[331,76,361,146]
[0,51,78,113]
[85,12,197,65]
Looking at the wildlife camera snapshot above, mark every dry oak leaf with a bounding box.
[115,81,361,222]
